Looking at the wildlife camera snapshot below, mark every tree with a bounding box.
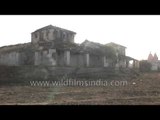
[104,46,117,66]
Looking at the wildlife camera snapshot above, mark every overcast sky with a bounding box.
[0,15,160,60]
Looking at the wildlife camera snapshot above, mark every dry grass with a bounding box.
[1,72,160,105]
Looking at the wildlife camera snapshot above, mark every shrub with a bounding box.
[139,60,152,72]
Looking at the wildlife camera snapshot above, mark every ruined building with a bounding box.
[0,25,139,69]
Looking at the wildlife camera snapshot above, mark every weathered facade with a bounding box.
[0,25,139,69]
[31,25,76,44]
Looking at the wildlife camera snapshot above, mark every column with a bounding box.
[103,56,108,67]
[16,52,19,65]
[86,53,89,67]
[35,51,42,65]
[64,50,70,66]
[135,61,139,68]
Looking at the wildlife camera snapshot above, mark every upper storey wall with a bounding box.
[31,25,76,44]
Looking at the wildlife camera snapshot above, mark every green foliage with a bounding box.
[104,46,116,58]
[104,46,117,63]
[139,60,152,72]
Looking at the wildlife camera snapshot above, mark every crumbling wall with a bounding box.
[89,54,103,67]
[0,51,36,66]
[70,52,85,67]
[0,52,19,66]
[19,51,35,65]
[0,43,36,66]
[34,49,57,66]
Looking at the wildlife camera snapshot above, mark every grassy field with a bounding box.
[0,72,160,105]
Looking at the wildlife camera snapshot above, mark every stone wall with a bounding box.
[0,52,19,66]
[0,51,36,66]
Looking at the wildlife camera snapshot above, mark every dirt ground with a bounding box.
[1,72,160,105]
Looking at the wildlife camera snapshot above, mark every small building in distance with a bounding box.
[147,52,160,71]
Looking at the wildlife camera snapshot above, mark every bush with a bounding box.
[139,60,152,72]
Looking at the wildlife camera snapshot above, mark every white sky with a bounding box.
[0,15,160,60]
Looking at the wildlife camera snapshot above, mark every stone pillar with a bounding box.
[137,61,139,68]
[86,53,89,67]
[16,52,19,65]
[64,50,70,66]
[115,55,119,69]
[135,61,139,68]
[35,52,41,65]
[42,50,48,65]
[103,56,108,67]
[133,60,136,68]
